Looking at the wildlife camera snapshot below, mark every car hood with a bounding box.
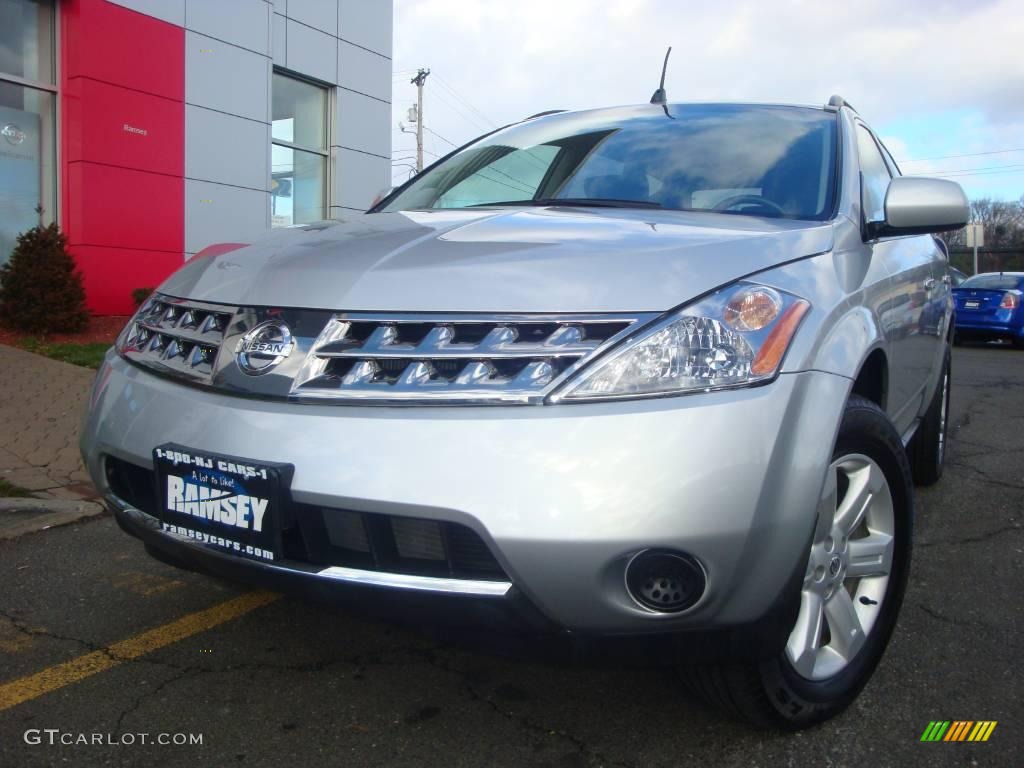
[161,208,834,313]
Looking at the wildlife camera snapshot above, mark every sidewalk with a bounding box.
[0,344,98,501]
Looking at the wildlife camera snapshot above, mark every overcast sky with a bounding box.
[390,0,1024,202]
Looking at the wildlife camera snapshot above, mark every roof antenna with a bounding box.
[650,46,672,105]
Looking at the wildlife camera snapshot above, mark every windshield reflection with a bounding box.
[380,104,838,221]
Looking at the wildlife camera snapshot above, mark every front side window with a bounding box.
[379,104,838,221]
[271,72,328,227]
[0,0,56,266]
[856,125,892,224]
[436,145,559,208]
[879,141,902,178]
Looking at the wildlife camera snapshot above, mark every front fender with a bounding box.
[811,305,888,380]
[753,246,890,382]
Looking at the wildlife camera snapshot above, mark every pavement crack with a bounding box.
[944,460,1024,491]
[0,606,443,678]
[917,522,1022,549]
[953,379,1024,390]
[953,438,1024,455]
[114,666,203,734]
[0,608,112,655]
[179,642,446,677]
[421,649,636,768]
[0,608,190,672]
[915,603,1006,633]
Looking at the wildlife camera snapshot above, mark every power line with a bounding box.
[898,147,1024,163]
[445,169,533,197]
[428,87,494,135]
[423,126,459,148]
[477,170,533,195]
[433,75,497,129]
[936,168,1024,179]
[393,148,439,158]
[435,76,497,128]
[930,162,1024,175]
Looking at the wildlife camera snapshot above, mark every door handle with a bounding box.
[923,277,937,291]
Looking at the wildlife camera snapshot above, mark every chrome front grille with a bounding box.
[291,312,653,404]
[117,294,656,404]
[118,296,235,383]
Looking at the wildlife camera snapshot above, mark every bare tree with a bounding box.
[937,196,1024,249]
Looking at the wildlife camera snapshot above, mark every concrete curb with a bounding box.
[0,497,107,540]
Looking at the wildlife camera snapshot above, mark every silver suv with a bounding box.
[81,97,967,729]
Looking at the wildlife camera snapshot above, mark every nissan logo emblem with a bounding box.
[236,320,294,375]
[2,124,26,145]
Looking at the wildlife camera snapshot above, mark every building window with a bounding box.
[271,71,328,227]
[0,0,56,265]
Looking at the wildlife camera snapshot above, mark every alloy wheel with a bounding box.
[786,454,895,681]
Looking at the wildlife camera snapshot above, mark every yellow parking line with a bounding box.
[0,590,279,712]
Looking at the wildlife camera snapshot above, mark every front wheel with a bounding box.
[682,396,913,729]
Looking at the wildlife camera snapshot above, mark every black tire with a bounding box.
[908,348,951,486]
[1013,337,1024,350]
[680,395,914,729]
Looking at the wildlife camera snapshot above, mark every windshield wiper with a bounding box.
[467,197,662,209]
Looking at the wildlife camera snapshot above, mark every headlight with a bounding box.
[550,283,809,401]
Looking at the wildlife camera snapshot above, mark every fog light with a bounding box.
[625,549,706,613]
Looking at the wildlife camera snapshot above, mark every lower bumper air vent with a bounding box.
[104,456,507,582]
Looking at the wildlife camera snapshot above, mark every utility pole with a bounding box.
[411,68,430,172]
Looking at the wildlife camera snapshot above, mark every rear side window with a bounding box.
[857,126,891,223]
[959,275,1024,290]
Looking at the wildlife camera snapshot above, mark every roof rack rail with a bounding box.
[825,94,857,113]
[525,109,567,120]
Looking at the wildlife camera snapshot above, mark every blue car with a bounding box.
[953,272,1024,348]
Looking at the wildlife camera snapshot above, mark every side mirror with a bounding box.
[869,177,969,238]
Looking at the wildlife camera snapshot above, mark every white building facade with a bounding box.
[0,0,393,313]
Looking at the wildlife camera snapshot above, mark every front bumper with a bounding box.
[81,351,851,635]
[111,500,555,634]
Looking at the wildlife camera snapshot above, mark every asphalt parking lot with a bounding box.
[1,344,1021,768]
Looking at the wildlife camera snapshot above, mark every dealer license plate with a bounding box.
[153,444,293,562]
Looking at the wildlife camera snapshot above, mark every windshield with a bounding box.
[379,104,838,220]
[959,274,1024,290]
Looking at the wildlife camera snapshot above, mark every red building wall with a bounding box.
[60,0,184,315]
